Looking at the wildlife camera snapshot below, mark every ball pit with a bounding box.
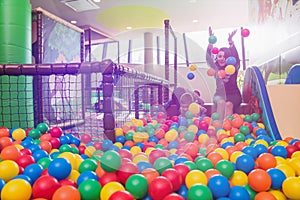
[0,114,299,200]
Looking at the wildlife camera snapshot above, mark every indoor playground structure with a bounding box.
[1,1,300,200]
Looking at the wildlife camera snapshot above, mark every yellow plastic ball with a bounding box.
[100,181,125,200]
[214,148,229,160]
[132,154,149,164]
[68,169,80,183]
[275,156,288,166]
[230,151,244,163]
[165,129,178,142]
[230,170,248,186]
[185,170,207,188]
[257,123,265,129]
[189,64,197,71]
[188,102,200,115]
[254,139,269,147]
[74,154,84,170]
[288,157,300,176]
[269,189,287,200]
[292,151,300,158]
[115,128,124,136]
[84,146,96,157]
[14,144,24,150]
[114,142,123,149]
[58,152,76,169]
[0,160,19,182]
[282,177,300,200]
[12,128,26,141]
[276,164,296,178]
[1,179,32,200]
[275,140,288,147]
[145,147,155,155]
[225,65,236,75]
[198,134,209,144]
[130,146,142,155]
[187,124,198,134]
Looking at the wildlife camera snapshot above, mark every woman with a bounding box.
[206,27,242,119]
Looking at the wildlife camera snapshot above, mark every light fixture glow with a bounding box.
[93,0,101,2]
[70,20,77,24]
[192,19,198,23]
[126,26,132,30]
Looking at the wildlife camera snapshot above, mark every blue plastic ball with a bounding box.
[187,72,195,80]
[236,154,255,174]
[23,163,43,183]
[77,171,99,185]
[271,145,288,158]
[229,186,250,200]
[242,146,258,159]
[254,144,268,156]
[137,161,153,173]
[226,56,237,65]
[48,158,72,180]
[267,168,286,190]
[208,175,231,198]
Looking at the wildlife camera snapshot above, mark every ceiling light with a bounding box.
[192,19,198,23]
[71,20,77,24]
[93,0,101,2]
[126,26,132,30]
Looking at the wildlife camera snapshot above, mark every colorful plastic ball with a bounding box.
[207,68,216,76]
[149,149,166,164]
[208,175,230,198]
[0,160,20,182]
[195,158,214,172]
[188,102,200,115]
[256,153,276,170]
[242,146,258,159]
[78,179,102,200]
[12,128,26,141]
[215,160,235,178]
[162,168,182,191]
[230,170,248,186]
[208,35,217,44]
[266,168,286,190]
[141,168,159,184]
[254,144,268,156]
[185,170,207,188]
[229,186,250,200]
[100,181,125,200]
[248,169,272,192]
[149,176,173,200]
[211,47,219,54]
[78,158,97,173]
[189,64,197,71]
[125,174,148,199]
[100,150,121,172]
[271,146,288,158]
[226,56,237,65]
[28,128,41,139]
[276,163,296,178]
[52,185,80,200]
[236,154,255,174]
[77,171,99,186]
[188,184,213,200]
[187,72,195,80]
[109,190,134,200]
[241,28,250,37]
[23,163,43,183]
[0,145,21,161]
[32,175,60,199]
[225,65,236,75]
[154,157,172,175]
[1,179,32,200]
[36,123,49,134]
[81,133,92,144]
[218,70,226,79]
[116,162,139,184]
[282,177,300,200]
[163,193,184,200]
[48,158,72,180]
[50,127,63,138]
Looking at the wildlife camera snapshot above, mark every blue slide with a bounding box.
[242,66,282,140]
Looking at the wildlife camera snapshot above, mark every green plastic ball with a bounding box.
[100,150,121,172]
[195,158,214,172]
[153,157,172,174]
[125,174,148,199]
[208,35,217,44]
[216,160,235,178]
[188,184,213,200]
[211,112,220,120]
[251,113,260,121]
[36,123,49,134]
[78,179,101,200]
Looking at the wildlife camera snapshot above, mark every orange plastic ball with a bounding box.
[218,70,226,79]
[0,127,10,138]
[207,68,216,76]
[256,153,277,170]
[0,145,21,161]
[141,168,159,184]
[254,192,276,200]
[52,185,81,200]
[205,168,221,180]
[207,152,223,167]
[248,169,272,192]
[0,137,13,150]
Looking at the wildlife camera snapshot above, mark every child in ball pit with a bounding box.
[206,26,242,120]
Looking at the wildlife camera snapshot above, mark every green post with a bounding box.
[0,0,34,128]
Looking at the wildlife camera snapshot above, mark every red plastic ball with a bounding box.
[49,137,61,149]
[109,190,134,200]
[50,127,63,138]
[163,193,185,200]
[173,164,190,184]
[162,168,182,191]
[99,172,120,187]
[149,176,173,200]
[32,175,60,199]
[116,162,139,184]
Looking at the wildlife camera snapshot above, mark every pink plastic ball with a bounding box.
[211,47,219,54]
[50,127,63,138]
[241,28,250,37]
[81,134,92,144]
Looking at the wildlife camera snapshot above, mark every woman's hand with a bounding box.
[209,26,213,36]
[228,29,237,43]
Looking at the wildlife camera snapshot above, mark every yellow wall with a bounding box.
[267,85,300,139]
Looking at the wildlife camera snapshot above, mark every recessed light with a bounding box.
[93,0,101,2]
[70,20,77,24]
[192,19,198,23]
[126,26,132,30]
